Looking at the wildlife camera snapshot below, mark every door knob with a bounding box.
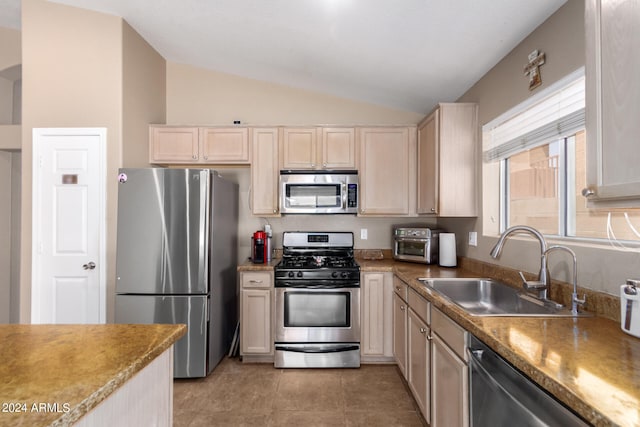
[83,262,96,270]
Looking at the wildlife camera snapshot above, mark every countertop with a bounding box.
[0,323,186,427]
[239,257,640,426]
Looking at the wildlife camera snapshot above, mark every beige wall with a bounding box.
[0,27,21,147]
[0,151,11,322]
[166,62,428,260]
[21,1,166,323]
[122,22,166,168]
[442,0,640,296]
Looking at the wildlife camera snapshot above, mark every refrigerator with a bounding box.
[114,168,238,378]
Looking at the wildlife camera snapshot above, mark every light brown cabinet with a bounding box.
[281,127,356,170]
[149,126,250,164]
[417,103,478,216]
[358,127,416,216]
[361,272,394,362]
[240,271,273,357]
[392,276,409,377]
[585,0,640,208]
[430,307,469,427]
[200,127,250,163]
[149,126,200,163]
[408,304,430,421]
[251,128,280,216]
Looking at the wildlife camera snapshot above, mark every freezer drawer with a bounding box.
[115,294,209,378]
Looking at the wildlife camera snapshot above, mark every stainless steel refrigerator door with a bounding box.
[115,294,209,378]
[116,168,209,295]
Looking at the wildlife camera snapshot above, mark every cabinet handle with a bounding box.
[395,286,401,291]
[427,334,433,341]
[419,327,427,334]
[192,155,198,160]
[273,209,277,214]
[400,305,406,311]
[430,208,436,212]
[249,280,263,283]
[311,163,316,168]
[203,155,208,161]
[323,162,327,168]
[581,187,595,198]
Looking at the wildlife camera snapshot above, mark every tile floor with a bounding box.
[173,357,426,426]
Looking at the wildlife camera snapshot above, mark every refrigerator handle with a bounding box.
[198,170,210,287]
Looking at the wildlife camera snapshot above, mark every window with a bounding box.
[484,69,640,243]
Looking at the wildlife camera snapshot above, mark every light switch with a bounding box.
[361,229,368,240]
[468,231,477,247]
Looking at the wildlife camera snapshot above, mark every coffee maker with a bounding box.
[252,231,268,264]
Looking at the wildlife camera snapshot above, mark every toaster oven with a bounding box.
[393,226,441,264]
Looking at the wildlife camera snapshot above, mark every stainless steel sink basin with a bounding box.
[418,278,590,317]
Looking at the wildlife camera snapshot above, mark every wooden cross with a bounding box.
[524,50,545,91]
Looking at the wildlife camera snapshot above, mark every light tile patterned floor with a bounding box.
[174,358,426,426]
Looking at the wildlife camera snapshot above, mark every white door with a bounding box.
[32,128,106,324]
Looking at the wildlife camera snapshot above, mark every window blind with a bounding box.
[483,73,585,162]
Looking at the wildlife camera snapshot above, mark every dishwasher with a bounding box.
[468,335,589,426]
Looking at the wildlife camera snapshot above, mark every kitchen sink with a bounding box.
[418,278,591,317]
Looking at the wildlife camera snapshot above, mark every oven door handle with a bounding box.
[276,344,360,354]
[277,281,360,289]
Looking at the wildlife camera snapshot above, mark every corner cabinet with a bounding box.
[251,128,280,216]
[584,0,640,208]
[417,103,478,216]
[240,271,273,359]
[361,272,394,362]
[358,127,416,216]
[149,126,250,165]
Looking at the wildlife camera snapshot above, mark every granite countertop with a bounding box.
[0,323,186,427]
[238,256,640,426]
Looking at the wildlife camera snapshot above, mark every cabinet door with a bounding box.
[359,127,416,215]
[200,127,250,163]
[281,127,318,169]
[361,272,393,360]
[408,308,430,422]
[585,0,640,208]
[251,128,280,216]
[149,126,199,163]
[240,288,272,355]
[431,333,469,427]
[417,111,438,214]
[393,292,408,378]
[321,127,356,169]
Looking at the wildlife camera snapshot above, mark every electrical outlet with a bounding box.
[361,229,368,240]
[468,231,477,247]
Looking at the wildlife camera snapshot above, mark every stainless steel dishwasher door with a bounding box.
[468,336,589,427]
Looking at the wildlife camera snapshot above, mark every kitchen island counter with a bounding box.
[0,323,186,427]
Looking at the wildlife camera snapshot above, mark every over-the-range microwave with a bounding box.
[279,170,358,214]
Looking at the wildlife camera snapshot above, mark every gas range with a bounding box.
[274,232,360,284]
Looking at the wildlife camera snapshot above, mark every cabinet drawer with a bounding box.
[241,271,272,288]
[393,276,408,301]
[432,307,467,361]
[408,287,430,325]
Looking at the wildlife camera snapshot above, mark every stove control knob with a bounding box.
[297,271,303,278]
[288,271,295,278]
[331,271,339,278]
[341,272,349,279]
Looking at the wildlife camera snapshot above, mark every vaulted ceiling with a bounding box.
[1,0,567,113]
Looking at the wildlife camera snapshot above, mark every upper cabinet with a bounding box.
[281,126,356,170]
[585,0,640,208]
[358,127,416,216]
[251,128,280,216]
[149,125,250,165]
[417,103,478,217]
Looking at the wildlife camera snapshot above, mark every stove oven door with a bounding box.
[275,285,360,343]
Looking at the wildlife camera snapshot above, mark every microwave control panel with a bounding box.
[347,184,358,208]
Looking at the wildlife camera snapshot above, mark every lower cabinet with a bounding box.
[240,271,273,358]
[361,272,394,362]
[431,307,469,427]
[391,276,469,426]
[408,307,430,421]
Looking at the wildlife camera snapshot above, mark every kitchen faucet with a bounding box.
[490,225,551,300]
[544,245,586,315]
